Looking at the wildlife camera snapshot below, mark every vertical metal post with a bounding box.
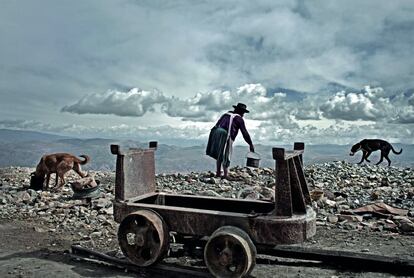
[294,142,305,164]
[288,158,306,213]
[273,147,293,217]
[293,142,311,205]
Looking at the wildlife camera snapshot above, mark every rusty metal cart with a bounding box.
[111,142,316,277]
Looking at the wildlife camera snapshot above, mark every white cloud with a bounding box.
[61,84,414,130]
[62,83,300,127]
[1,0,414,146]
[61,88,167,117]
[395,106,414,124]
[319,86,407,122]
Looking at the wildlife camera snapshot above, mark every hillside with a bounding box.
[0,129,412,172]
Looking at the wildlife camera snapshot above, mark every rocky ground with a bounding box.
[0,162,413,277]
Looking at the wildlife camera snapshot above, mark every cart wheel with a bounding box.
[118,209,169,266]
[204,226,256,278]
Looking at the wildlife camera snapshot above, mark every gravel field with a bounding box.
[0,162,413,277]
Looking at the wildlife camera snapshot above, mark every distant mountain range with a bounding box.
[0,129,412,173]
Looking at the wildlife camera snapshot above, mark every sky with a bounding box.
[0,0,414,146]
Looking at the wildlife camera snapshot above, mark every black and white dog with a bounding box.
[350,139,402,166]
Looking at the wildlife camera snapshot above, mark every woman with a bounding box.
[206,103,254,179]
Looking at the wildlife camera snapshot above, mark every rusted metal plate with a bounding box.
[288,159,307,213]
[274,158,292,216]
[294,156,311,205]
[111,144,156,200]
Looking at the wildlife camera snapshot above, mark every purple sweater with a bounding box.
[215,112,253,146]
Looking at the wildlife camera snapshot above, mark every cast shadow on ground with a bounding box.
[0,248,411,277]
[0,249,153,278]
[256,257,412,276]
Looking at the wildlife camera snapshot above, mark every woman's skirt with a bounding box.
[206,127,232,167]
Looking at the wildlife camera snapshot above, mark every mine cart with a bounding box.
[111,142,316,277]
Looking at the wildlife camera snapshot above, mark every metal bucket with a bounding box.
[246,152,260,168]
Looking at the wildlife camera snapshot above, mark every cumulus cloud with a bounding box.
[2,1,414,147]
[162,83,277,122]
[2,1,414,113]
[395,106,414,124]
[61,84,414,129]
[62,83,301,128]
[61,88,167,117]
[319,86,413,122]
[409,95,414,106]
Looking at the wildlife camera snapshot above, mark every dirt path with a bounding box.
[0,219,141,278]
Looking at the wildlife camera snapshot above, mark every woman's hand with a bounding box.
[249,144,255,153]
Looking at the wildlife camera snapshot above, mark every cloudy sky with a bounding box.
[1,0,413,145]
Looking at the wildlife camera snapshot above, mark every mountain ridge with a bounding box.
[0,129,412,173]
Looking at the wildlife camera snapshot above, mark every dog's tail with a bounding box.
[77,155,90,165]
[391,145,403,155]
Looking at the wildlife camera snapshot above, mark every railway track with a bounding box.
[71,244,414,277]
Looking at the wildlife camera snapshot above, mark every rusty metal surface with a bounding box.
[204,226,256,278]
[288,158,306,213]
[111,144,156,201]
[294,156,311,205]
[272,142,312,217]
[114,196,316,246]
[274,157,293,216]
[112,141,316,247]
[118,209,169,266]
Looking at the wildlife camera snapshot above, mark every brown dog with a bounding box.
[31,153,90,191]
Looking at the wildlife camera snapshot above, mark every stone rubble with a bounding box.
[0,161,413,250]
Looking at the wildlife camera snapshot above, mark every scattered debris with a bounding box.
[0,161,413,252]
[70,175,101,199]
[306,162,414,234]
[350,202,408,217]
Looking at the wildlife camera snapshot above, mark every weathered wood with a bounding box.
[258,245,414,275]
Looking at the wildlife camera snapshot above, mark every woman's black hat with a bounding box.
[232,103,249,113]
